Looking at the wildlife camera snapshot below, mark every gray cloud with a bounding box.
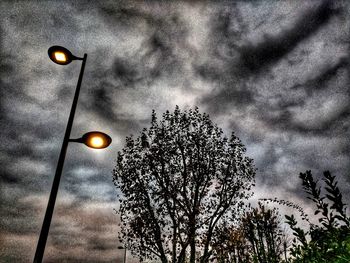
[0,0,349,262]
[238,0,338,73]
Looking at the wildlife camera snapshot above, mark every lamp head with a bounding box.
[81,131,112,149]
[48,46,80,65]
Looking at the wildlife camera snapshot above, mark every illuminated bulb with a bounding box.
[54,51,67,62]
[90,136,104,148]
[81,131,111,149]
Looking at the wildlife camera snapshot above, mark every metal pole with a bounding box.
[124,247,127,263]
[33,54,87,263]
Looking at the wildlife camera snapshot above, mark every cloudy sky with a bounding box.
[0,0,349,262]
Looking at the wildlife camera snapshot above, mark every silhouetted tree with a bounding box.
[262,170,350,263]
[212,203,288,263]
[286,171,350,263]
[113,106,255,263]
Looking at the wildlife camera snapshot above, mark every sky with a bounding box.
[0,0,349,262]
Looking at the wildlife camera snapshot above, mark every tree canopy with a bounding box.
[113,106,255,262]
[212,203,288,263]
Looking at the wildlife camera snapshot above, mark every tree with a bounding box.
[113,106,255,263]
[285,171,350,263]
[262,170,350,263]
[212,203,288,263]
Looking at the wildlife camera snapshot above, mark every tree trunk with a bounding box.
[189,216,196,263]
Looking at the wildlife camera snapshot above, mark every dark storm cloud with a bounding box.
[96,1,188,80]
[0,1,349,262]
[0,194,40,235]
[0,22,60,192]
[81,3,191,137]
[199,0,348,117]
[259,105,350,136]
[198,0,341,114]
[43,200,120,262]
[256,59,349,136]
[0,20,44,249]
[98,4,154,27]
[238,0,337,73]
[84,83,144,136]
[291,58,348,95]
[112,58,140,86]
[195,0,350,195]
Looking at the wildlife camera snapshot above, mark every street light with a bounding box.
[33,46,112,263]
[70,131,112,149]
[48,45,82,65]
[118,246,127,263]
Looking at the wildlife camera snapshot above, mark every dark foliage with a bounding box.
[113,106,255,262]
[212,202,288,263]
[262,170,350,263]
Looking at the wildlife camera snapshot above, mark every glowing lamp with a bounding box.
[54,51,67,62]
[48,46,81,65]
[81,131,112,149]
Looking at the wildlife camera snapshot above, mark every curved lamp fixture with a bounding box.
[48,45,82,65]
[70,131,112,149]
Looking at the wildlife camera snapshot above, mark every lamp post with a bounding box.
[118,246,127,263]
[33,46,112,263]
